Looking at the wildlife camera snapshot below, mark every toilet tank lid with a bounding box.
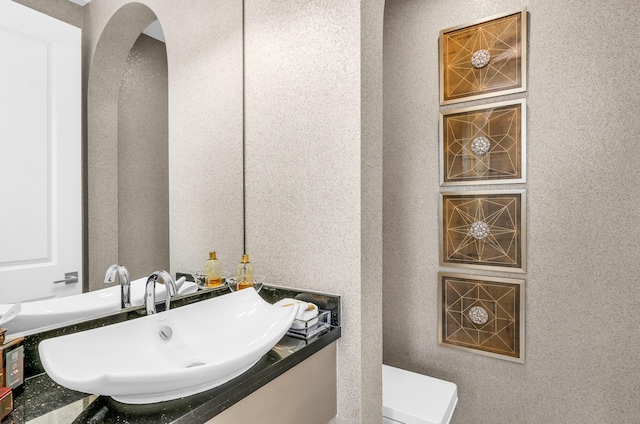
[382,365,458,424]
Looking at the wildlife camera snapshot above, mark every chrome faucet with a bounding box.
[105,264,131,308]
[145,270,177,315]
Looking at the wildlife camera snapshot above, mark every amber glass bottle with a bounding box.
[235,254,254,290]
[205,252,222,287]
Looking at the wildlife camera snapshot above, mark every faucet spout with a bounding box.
[145,270,177,315]
[105,264,131,309]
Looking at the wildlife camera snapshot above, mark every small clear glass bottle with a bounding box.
[205,252,222,287]
[236,254,254,290]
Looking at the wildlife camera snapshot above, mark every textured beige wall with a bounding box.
[85,0,244,289]
[244,1,384,422]
[117,34,169,280]
[360,0,385,422]
[383,1,640,423]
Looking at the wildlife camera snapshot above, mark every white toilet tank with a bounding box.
[382,365,458,424]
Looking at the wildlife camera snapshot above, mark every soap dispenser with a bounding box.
[205,252,222,287]
[236,254,254,290]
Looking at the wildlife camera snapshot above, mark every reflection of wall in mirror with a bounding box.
[116,33,170,283]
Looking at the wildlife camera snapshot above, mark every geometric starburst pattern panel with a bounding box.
[440,190,525,272]
[438,272,525,363]
[440,9,527,105]
[440,100,525,186]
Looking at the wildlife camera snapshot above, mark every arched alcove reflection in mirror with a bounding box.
[86,3,168,291]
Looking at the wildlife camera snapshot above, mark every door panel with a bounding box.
[0,0,81,303]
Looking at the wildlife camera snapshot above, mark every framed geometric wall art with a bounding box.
[438,272,525,363]
[440,99,526,186]
[440,190,525,272]
[439,9,527,105]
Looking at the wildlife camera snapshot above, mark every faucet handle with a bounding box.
[156,271,177,295]
[104,265,118,283]
[105,264,130,284]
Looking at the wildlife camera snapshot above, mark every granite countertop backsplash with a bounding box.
[9,283,341,424]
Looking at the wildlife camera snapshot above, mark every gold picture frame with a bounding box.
[440,99,526,186]
[439,9,527,105]
[440,190,525,272]
[438,272,525,363]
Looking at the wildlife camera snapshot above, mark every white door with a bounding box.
[0,0,81,303]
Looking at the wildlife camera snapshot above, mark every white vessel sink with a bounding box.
[38,288,299,404]
[0,277,194,335]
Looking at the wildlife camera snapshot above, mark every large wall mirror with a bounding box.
[0,0,171,335]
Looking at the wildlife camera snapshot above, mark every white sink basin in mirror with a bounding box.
[0,276,195,335]
[38,288,299,404]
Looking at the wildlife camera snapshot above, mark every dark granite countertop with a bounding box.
[8,284,341,424]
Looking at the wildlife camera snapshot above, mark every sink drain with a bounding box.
[159,325,173,340]
[186,361,205,368]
